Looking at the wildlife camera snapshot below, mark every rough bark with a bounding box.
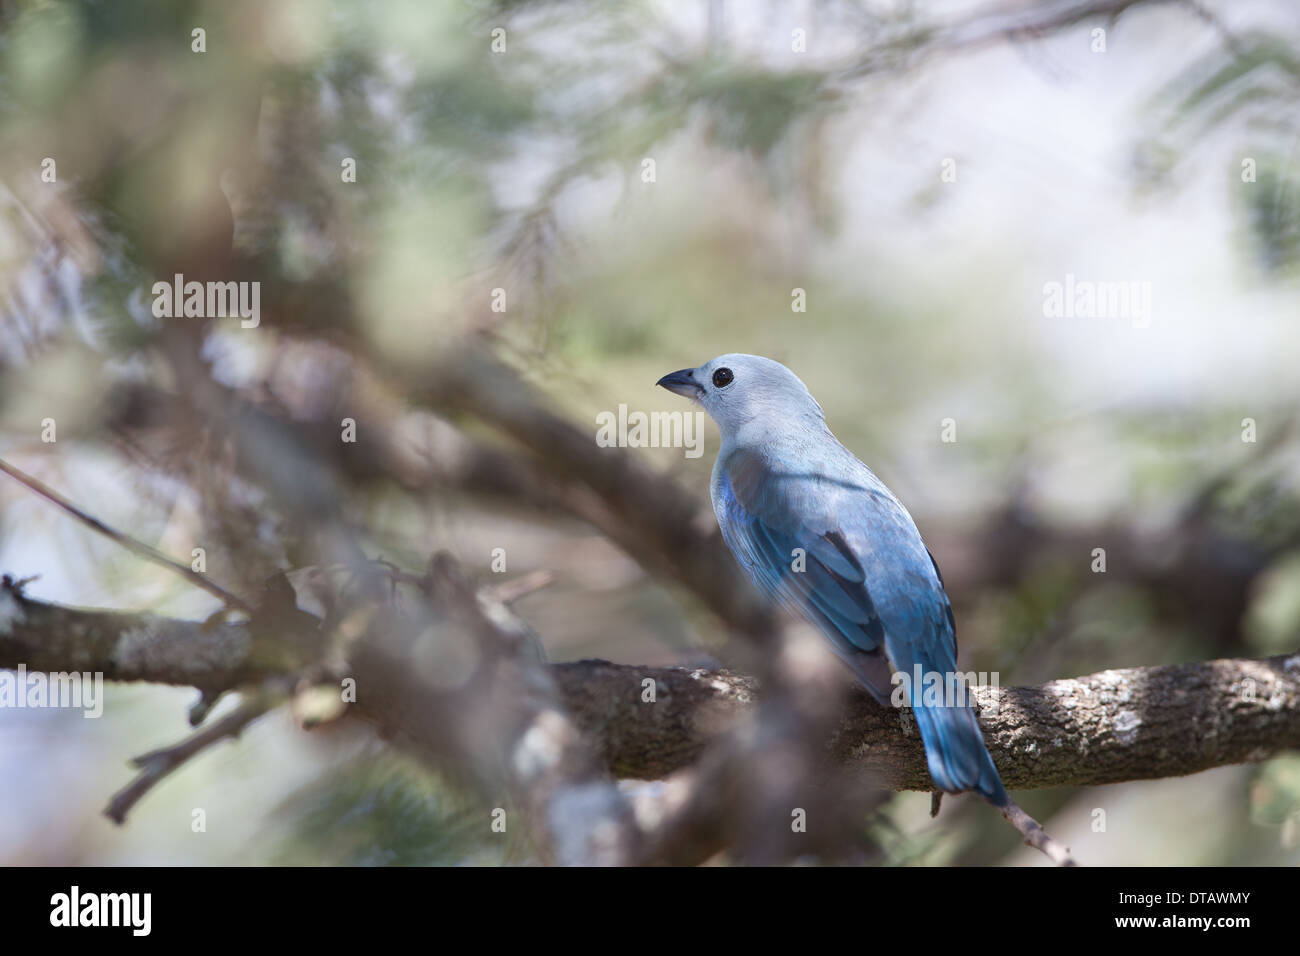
[4,584,1296,792]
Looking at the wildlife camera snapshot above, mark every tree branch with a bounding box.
[104,685,282,825]
[0,457,253,613]
[4,580,1296,793]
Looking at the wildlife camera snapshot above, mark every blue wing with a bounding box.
[714,456,895,701]
[714,446,1007,805]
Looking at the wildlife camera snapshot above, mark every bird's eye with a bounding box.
[712,367,734,388]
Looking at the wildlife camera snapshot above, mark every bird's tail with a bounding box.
[905,668,1008,807]
[912,699,1007,806]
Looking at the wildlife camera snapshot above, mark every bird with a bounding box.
[657,353,1008,808]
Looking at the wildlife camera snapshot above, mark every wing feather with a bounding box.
[715,449,894,701]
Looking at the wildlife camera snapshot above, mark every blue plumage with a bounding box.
[659,354,1008,806]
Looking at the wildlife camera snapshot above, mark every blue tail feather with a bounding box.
[910,696,1008,807]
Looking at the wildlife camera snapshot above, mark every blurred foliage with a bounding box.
[0,0,1297,865]
[1145,33,1300,277]
[1249,755,1300,832]
[268,752,514,865]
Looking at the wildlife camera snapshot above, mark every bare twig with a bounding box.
[487,569,556,605]
[1000,799,1078,867]
[0,456,253,613]
[104,686,282,824]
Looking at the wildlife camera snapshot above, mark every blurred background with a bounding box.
[1,0,1298,864]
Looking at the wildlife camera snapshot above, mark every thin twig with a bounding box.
[0,456,253,613]
[999,799,1078,866]
[104,688,282,824]
[487,569,556,605]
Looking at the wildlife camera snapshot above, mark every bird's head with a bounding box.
[656,353,824,436]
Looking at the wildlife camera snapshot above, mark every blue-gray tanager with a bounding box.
[658,353,1008,807]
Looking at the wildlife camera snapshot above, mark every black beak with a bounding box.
[656,368,703,399]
